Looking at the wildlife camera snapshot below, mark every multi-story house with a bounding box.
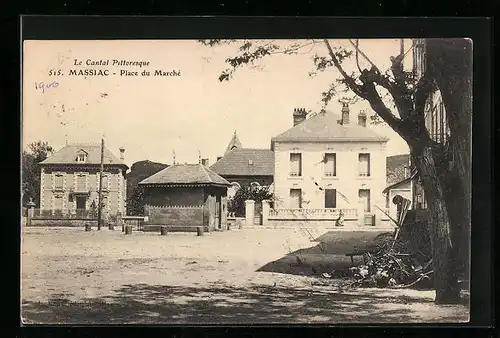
[270,105,389,224]
[38,143,128,218]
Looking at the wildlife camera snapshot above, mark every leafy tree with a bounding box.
[126,185,146,216]
[228,184,274,217]
[126,160,168,215]
[201,38,471,304]
[21,141,53,207]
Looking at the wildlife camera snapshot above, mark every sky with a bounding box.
[22,39,412,168]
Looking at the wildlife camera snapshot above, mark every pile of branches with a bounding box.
[349,231,433,289]
[321,227,434,289]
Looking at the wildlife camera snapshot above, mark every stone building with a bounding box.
[38,143,128,218]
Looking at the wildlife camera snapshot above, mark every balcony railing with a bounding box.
[358,172,371,177]
[69,187,90,194]
[289,172,302,177]
[268,208,358,220]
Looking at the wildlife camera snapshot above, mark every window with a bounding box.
[358,189,371,212]
[76,153,87,163]
[358,153,371,177]
[101,197,108,210]
[76,174,86,192]
[324,189,337,208]
[324,153,336,177]
[290,153,302,177]
[53,195,63,211]
[289,189,302,208]
[100,175,109,191]
[54,173,64,190]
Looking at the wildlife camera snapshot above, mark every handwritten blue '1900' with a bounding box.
[35,81,59,93]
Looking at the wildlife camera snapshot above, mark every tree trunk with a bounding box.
[425,38,472,284]
[412,146,460,304]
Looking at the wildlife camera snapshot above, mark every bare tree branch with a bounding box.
[323,39,406,134]
[354,39,363,74]
[322,39,365,98]
[349,39,378,69]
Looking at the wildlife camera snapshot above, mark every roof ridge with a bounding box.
[199,163,213,183]
[233,148,272,151]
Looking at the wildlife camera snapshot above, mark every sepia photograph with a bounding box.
[21,37,472,324]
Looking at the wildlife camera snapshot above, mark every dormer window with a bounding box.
[75,150,88,163]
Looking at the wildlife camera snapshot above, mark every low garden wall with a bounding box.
[28,219,98,227]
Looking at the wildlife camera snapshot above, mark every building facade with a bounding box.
[139,164,230,232]
[271,105,389,218]
[38,144,128,218]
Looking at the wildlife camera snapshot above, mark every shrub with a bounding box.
[228,184,274,217]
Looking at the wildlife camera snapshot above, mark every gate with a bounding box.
[254,201,262,225]
[364,213,375,226]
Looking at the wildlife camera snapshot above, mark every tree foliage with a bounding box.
[228,184,274,217]
[126,160,168,215]
[22,141,53,207]
[201,38,472,304]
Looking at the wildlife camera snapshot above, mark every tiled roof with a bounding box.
[40,144,127,167]
[271,110,389,144]
[386,154,411,185]
[210,148,274,176]
[139,164,231,186]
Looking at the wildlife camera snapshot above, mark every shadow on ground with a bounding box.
[257,231,390,276]
[21,282,465,324]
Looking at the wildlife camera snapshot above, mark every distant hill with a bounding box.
[126,160,169,215]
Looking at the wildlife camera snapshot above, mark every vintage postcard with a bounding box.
[21,38,471,324]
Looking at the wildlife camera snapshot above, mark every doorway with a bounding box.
[76,196,86,210]
[290,189,302,208]
[215,195,222,229]
[358,189,371,212]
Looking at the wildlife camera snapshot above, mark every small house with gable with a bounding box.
[139,163,231,232]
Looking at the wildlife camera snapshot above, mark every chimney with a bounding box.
[341,103,350,125]
[358,110,367,127]
[201,158,209,166]
[119,147,125,163]
[293,108,308,126]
